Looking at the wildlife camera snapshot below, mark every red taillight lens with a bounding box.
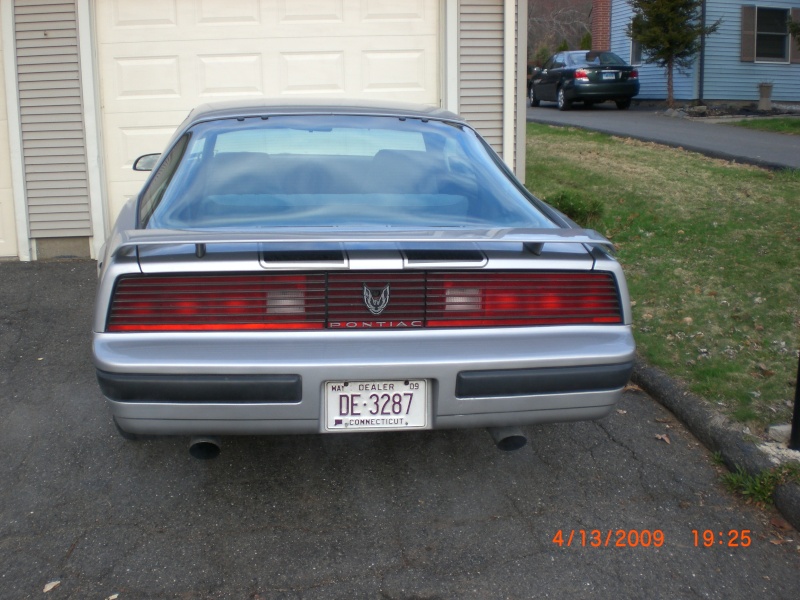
[575,69,589,81]
[106,274,326,331]
[106,271,623,332]
[630,70,638,79]
[426,272,623,327]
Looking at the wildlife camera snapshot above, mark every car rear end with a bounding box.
[94,236,634,436]
[92,102,635,438]
[565,51,640,102]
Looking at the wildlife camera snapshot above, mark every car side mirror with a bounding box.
[533,67,542,76]
[133,153,161,172]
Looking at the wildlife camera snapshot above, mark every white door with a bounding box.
[0,12,19,258]
[94,0,441,223]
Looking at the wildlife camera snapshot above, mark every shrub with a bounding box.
[547,191,605,228]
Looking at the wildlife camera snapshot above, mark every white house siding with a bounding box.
[459,0,504,152]
[703,1,800,101]
[0,9,19,257]
[459,0,525,177]
[609,0,696,100]
[14,0,92,240]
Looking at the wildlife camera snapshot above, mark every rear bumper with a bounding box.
[110,401,624,436]
[455,362,632,398]
[97,371,303,403]
[94,325,635,435]
[566,81,639,101]
[98,362,632,403]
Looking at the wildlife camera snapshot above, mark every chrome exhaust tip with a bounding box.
[487,427,527,452]
[189,435,221,459]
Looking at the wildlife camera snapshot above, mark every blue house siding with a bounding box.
[609,0,696,100]
[703,1,800,101]
[606,0,800,102]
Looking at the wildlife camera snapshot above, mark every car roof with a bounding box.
[184,98,466,127]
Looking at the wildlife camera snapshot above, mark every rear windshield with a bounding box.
[142,115,556,230]
[568,52,627,67]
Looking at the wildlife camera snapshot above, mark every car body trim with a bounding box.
[96,370,302,403]
[455,362,634,399]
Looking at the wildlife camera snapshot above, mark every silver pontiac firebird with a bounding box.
[92,99,635,456]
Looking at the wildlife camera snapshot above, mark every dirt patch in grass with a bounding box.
[525,124,800,433]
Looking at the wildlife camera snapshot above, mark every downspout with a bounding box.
[698,0,707,103]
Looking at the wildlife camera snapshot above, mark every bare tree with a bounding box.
[528,0,593,64]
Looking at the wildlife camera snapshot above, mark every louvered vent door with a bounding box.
[459,0,504,155]
[14,0,92,238]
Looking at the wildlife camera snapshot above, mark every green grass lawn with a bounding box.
[524,123,800,430]
[729,117,800,135]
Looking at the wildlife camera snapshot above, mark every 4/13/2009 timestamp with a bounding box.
[551,529,753,548]
[552,530,665,547]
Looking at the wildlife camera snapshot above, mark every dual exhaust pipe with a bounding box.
[487,426,528,452]
[188,428,526,459]
[189,435,221,460]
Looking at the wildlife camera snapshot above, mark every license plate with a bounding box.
[602,72,617,80]
[324,379,428,432]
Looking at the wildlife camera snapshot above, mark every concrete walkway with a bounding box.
[527,103,800,170]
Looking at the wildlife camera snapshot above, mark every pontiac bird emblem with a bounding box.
[363,283,390,315]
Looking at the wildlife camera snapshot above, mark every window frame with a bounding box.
[630,37,643,66]
[754,6,790,64]
[140,115,559,231]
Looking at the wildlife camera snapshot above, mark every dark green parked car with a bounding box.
[529,51,639,111]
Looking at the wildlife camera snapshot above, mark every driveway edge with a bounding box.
[526,116,792,171]
[632,357,800,531]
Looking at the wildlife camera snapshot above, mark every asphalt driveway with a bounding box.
[527,102,800,170]
[1,260,798,599]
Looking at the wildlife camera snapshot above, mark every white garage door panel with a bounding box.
[103,112,189,219]
[96,0,440,225]
[100,38,437,111]
[103,0,435,42]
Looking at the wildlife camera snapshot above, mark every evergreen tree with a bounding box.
[533,45,552,66]
[790,18,800,50]
[626,0,720,107]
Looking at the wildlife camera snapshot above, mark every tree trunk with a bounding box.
[667,58,675,108]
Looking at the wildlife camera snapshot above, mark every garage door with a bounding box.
[0,10,19,257]
[95,0,441,222]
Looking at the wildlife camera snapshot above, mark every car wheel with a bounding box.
[529,86,540,107]
[557,87,571,111]
[113,417,139,441]
[615,99,632,110]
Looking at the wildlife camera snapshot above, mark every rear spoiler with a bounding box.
[112,227,614,258]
